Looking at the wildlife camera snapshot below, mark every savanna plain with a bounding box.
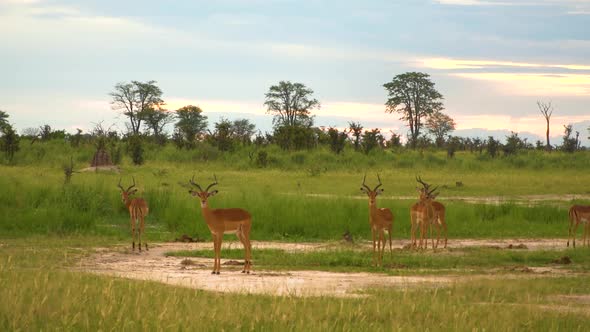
[1,141,590,331]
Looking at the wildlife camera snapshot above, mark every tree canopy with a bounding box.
[174,105,208,147]
[110,80,164,135]
[264,81,320,127]
[383,72,444,148]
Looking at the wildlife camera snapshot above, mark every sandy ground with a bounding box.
[77,238,572,297]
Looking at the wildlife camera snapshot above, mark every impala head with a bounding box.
[416,176,438,201]
[360,174,384,205]
[117,177,138,203]
[188,174,218,207]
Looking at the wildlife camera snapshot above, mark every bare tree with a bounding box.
[537,100,553,151]
[110,80,164,135]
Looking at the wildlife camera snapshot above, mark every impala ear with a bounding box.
[377,189,384,195]
[189,190,198,196]
[129,189,138,195]
[208,190,218,197]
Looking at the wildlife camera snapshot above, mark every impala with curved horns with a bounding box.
[118,177,149,251]
[415,176,447,249]
[360,174,394,266]
[409,176,438,249]
[567,205,590,248]
[188,175,253,274]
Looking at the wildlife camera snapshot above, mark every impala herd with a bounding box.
[117,174,590,273]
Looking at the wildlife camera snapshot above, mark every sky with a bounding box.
[1,0,589,145]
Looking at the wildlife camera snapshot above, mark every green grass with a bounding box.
[1,249,589,331]
[166,246,590,274]
[0,162,586,241]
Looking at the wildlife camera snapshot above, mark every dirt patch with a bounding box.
[79,166,120,173]
[76,239,573,297]
[77,243,454,297]
[507,244,528,249]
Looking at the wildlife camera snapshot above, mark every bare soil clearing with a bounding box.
[78,238,572,297]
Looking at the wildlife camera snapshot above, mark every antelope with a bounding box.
[360,174,394,266]
[188,175,252,274]
[567,205,590,248]
[118,177,149,251]
[416,176,447,249]
[410,176,438,249]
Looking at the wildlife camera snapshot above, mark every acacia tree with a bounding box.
[264,81,320,127]
[143,107,173,144]
[425,111,456,148]
[231,118,256,145]
[110,80,164,135]
[0,110,8,132]
[537,100,553,151]
[348,121,363,151]
[383,72,444,148]
[174,105,208,148]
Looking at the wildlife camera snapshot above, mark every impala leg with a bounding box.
[388,224,393,259]
[371,228,377,266]
[216,235,222,274]
[130,215,136,251]
[237,229,248,273]
[137,214,142,253]
[141,215,148,251]
[572,222,580,249]
[211,234,218,274]
[410,215,416,248]
[377,228,385,266]
[442,217,448,249]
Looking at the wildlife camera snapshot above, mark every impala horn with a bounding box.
[205,174,219,192]
[189,174,204,192]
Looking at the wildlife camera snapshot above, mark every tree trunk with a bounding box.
[545,117,551,152]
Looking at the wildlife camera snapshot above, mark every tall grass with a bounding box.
[0,165,580,241]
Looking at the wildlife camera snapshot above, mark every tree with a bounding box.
[110,80,164,135]
[327,127,347,154]
[361,128,384,154]
[174,105,208,148]
[231,119,256,145]
[0,112,19,162]
[144,107,173,145]
[0,110,9,132]
[486,136,500,158]
[537,100,553,151]
[562,125,578,153]
[209,118,234,152]
[348,121,363,151]
[264,81,320,127]
[383,72,444,148]
[425,111,456,148]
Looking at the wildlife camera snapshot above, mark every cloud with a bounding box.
[452,72,590,96]
[420,57,590,71]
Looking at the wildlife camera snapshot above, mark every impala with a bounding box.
[410,176,437,249]
[567,205,590,248]
[118,177,149,251]
[360,174,394,266]
[188,175,252,274]
[416,177,447,249]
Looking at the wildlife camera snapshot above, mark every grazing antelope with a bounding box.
[567,205,590,248]
[188,175,252,274]
[415,177,447,249]
[118,177,149,251]
[410,176,438,249]
[360,174,394,266]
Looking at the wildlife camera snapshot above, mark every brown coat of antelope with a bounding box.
[411,176,447,249]
[118,177,149,251]
[360,174,394,266]
[567,205,590,248]
[188,175,252,274]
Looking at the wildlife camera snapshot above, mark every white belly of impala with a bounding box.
[224,230,238,235]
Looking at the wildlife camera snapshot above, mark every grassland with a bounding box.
[1,140,590,330]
